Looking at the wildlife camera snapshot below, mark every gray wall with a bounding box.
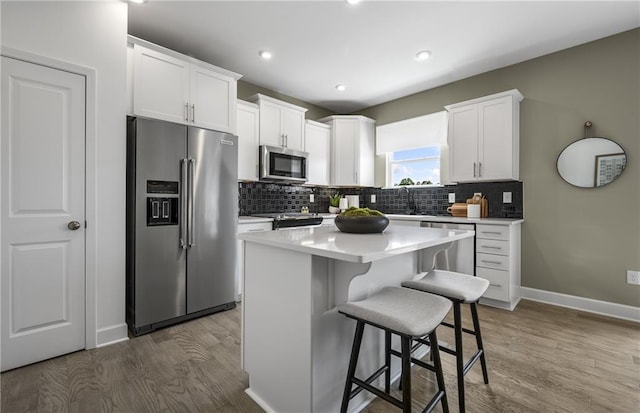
[358,29,640,307]
[238,80,333,121]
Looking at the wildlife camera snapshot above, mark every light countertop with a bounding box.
[387,214,524,226]
[237,225,474,263]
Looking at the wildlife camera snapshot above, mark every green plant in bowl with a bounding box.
[328,193,341,207]
[335,207,389,233]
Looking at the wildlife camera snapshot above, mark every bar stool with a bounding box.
[338,286,452,413]
[402,270,490,413]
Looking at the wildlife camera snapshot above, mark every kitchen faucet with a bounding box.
[399,187,416,215]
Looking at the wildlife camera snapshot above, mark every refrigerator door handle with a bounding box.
[180,158,188,249]
[188,158,197,247]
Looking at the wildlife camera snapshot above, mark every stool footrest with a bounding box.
[422,390,446,413]
[441,321,477,336]
[348,365,389,400]
[351,376,403,409]
[389,348,438,374]
[463,349,484,376]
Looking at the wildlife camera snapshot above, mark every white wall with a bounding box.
[1,2,128,346]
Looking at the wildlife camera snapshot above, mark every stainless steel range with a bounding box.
[252,213,324,230]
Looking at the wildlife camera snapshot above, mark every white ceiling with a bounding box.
[128,1,640,113]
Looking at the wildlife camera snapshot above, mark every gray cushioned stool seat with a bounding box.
[338,286,451,337]
[402,270,490,303]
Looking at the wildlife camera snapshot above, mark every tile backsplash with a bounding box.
[239,181,523,219]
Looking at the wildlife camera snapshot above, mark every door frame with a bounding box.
[1,47,99,349]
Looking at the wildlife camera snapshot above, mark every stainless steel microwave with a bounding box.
[259,145,308,182]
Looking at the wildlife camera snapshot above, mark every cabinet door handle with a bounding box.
[479,161,482,177]
[481,245,502,250]
[481,231,502,235]
[184,103,189,122]
[481,259,502,265]
[284,134,288,147]
[191,104,195,123]
[473,162,477,177]
[247,229,265,232]
[489,283,502,288]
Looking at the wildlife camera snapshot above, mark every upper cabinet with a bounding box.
[320,115,375,187]
[445,89,523,182]
[305,120,331,186]
[128,37,242,134]
[237,100,260,181]
[248,94,307,151]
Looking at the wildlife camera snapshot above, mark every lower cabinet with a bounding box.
[236,221,273,300]
[476,223,521,311]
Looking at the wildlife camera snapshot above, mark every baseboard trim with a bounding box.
[520,287,640,323]
[96,323,129,348]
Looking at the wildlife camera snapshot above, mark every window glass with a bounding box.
[388,146,441,186]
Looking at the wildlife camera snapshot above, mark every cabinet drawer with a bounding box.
[475,224,509,241]
[477,267,509,301]
[238,222,272,233]
[476,252,509,270]
[476,238,509,256]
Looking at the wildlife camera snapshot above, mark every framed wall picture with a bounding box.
[594,153,626,186]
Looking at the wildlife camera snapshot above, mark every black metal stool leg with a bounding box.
[429,331,449,413]
[340,321,365,413]
[400,336,412,413]
[471,302,489,384]
[384,331,391,393]
[453,302,465,413]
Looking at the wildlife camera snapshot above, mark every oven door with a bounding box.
[260,145,308,182]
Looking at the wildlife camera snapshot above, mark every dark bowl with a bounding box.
[334,215,390,234]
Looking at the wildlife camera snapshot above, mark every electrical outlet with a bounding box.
[627,270,640,285]
[503,192,512,203]
[448,193,455,203]
[309,194,314,203]
[371,194,376,203]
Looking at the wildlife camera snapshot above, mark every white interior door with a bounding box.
[1,56,86,371]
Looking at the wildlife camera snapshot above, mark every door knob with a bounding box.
[68,221,81,230]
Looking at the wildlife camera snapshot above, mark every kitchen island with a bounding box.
[238,225,474,413]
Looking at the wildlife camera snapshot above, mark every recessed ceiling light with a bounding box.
[335,84,346,92]
[127,0,147,4]
[259,50,273,60]
[346,0,361,4]
[415,50,432,61]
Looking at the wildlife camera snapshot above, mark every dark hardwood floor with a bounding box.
[2,299,638,412]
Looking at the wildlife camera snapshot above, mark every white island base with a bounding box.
[240,226,474,413]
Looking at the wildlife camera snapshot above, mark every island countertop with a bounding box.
[237,225,474,263]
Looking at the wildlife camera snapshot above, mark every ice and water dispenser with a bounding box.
[146,180,179,226]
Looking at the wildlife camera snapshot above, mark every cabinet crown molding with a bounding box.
[247,93,308,113]
[127,35,242,81]
[318,115,375,124]
[445,89,523,111]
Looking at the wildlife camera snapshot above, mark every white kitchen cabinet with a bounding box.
[446,89,523,182]
[129,37,241,134]
[305,120,331,186]
[320,115,375,187]
[237,100,260,181]
[237,220,273,301]
[476,223,521,311]
[249,94,307,151]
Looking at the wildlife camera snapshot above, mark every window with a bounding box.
[375,111,447,188]
[388,146,441,187]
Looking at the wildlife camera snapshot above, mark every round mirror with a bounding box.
[557,137,626,188]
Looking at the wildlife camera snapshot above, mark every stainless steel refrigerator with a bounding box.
[126,116,238,336]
